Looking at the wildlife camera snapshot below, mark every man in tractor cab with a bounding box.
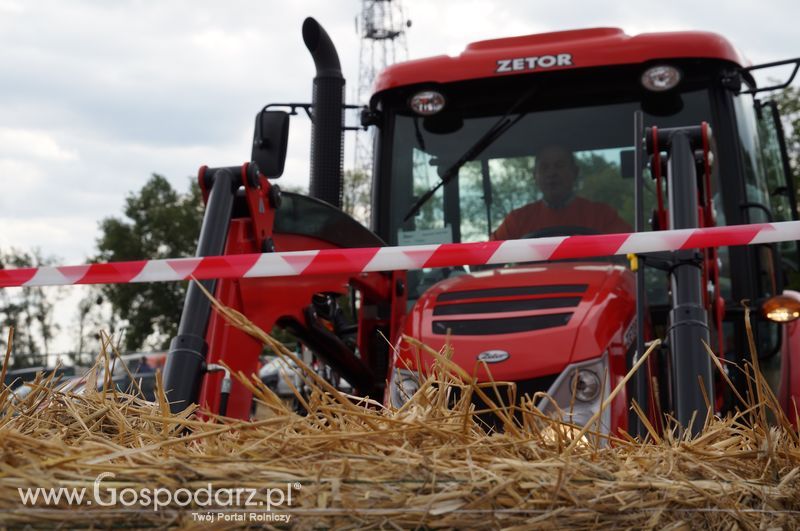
[491,145,632,240]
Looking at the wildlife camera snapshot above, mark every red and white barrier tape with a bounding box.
[2,221,799,288]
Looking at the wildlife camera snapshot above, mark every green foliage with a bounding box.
[771,86,800,290]
[454,152,646,241]
[0,249,60,368]
[409,151,446,232]
[342,169,371,225]
[458,157,535,241]
[577,152,646,228]
[774,85,800,170]
[95,175,203,351]
[486,157,538,220]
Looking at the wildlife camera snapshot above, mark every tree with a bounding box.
[0,249,61,368]
[95,175,203,351]
[774,85,800,170]
[342,169,371,225]
[66,288,111,367]
[457,157,535,240]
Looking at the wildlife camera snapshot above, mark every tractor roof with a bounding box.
[373,28,746,95]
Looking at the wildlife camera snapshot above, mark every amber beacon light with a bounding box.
[763,295,800,323]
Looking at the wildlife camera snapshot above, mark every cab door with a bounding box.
[754,96,800,417]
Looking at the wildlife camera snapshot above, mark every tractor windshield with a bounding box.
[385,69,714,247]
[379,64,716,299]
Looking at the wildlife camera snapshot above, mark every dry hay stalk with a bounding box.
[0,293,797,529]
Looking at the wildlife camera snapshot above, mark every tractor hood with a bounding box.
[373,28,745,96]
[398,262,636,382]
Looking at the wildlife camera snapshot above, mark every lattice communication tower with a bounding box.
[353,0,410,174]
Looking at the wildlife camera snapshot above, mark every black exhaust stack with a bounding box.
[303,17,344,208]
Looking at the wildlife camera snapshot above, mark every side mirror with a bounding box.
[742,57,800,94]
[252,110,290,178]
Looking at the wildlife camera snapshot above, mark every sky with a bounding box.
[1,0,799,352]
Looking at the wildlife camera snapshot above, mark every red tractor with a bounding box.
[163,18,800,437]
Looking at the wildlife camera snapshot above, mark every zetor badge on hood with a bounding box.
[496,53,573,73]
[477,350,510,363]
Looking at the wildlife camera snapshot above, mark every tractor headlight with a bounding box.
[539,354,610,433]
[388,368,420,408]
[573,368,602,402]
[409,90,445,115]
[641,64,681,92]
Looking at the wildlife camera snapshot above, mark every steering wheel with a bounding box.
[520,226,601,239]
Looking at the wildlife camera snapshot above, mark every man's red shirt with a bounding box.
[491,196,632,240]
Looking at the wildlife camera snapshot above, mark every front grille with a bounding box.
[447,373,559,432]
[433,296,582,316]
[432,313,572,335]
[432,283,586,336]
[437,284,588,302]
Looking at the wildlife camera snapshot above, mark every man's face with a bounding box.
[534,146,577,206]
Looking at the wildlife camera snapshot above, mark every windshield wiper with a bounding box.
[401,87,536,223]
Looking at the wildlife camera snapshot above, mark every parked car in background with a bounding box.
[258,352,353,415]
[259,356,303,398]
[94,352,166,402]
[4,366,75,389]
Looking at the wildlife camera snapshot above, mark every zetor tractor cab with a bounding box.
[162,18,800,437]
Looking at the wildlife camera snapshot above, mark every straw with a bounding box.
[0,297,797,529]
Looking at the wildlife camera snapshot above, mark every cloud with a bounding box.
[0,127,79,161]
[3,0,797,248]
[0,0,21,12]
[404,0,800,65]
[0,217,96,262]
[2,0,799,353]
